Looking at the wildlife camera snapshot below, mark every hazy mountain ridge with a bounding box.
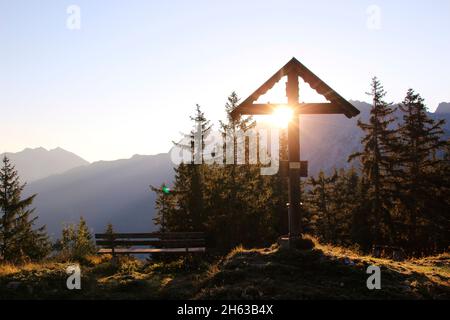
[302,101,450,176]
[1,147,89,183]
[25,153,174,238]
[436,102,450,114]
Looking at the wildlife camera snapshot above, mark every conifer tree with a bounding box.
[305,168,370,249]
[349,180,372,251]
[58,217,95,260]
[174,104,213,165]
[0,156,50,262]
[183,92,275,251]
[155,105,213,233]
[211,92,259,248]
[395,89,450,251]
[182,105,212,230]
[349,78,398,245]
[105,222,114,236]
[330,168,364,246]
[151,184,177,232]
[73,216,96,258]
[60,224,76,254]
[307,170,338,242]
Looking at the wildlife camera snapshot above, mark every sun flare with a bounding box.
[270,106,294,128]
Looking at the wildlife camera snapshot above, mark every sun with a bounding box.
[270,106,294,128]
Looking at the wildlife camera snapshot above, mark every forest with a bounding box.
[152,78,450,257]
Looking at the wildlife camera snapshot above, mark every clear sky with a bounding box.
[1,0,449,162]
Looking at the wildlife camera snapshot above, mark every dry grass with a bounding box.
[0,261,67,276]
[1,240,449,300]
[0,264,20,276]
[1,254,204,299]
[313,238,450,287]
[196,237,450,300]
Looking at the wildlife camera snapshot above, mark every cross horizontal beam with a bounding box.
[234,103,346,116]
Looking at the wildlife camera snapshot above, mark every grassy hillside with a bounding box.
[1,239,449,300]
[197,241,450,299]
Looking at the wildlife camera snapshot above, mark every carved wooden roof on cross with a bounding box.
[231,57,360,119]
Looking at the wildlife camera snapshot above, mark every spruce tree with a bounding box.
[182,105,211,230]
[185,92,277,251]
[60,224,76,254]
[155,105,213,233]
[349,177,372,250]
[0,156,50,262]
[57,218,95,260]
[307,170,338,242]
[151,184,177,232]
[72,217,94,258]
[105,222,115,236]
[327,169,353,245]
[329,168,365,247]
[338,168,363,246]
[305,168,370,249]
[349,78,398,245]
[214,92,257,248]
[213,92,275,250]
[395,89,449,252]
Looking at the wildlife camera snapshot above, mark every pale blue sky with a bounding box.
[1,0,449,161]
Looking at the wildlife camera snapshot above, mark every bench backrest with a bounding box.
[95,232,206,248]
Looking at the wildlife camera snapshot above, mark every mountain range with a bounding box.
[3,101,449,238]
[24,153,173,238]
[436,102,450,114]
[1,147,89,183]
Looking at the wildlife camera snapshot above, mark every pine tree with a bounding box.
[174,104,213,165]
[349,177,372,250]
[305,167,371,249]
[155,93,289,251]
[151,184,177,232]
[213,92,258,248]
[105,222,115,236]
[155,105,213,233]
[60,224,76,254]
[57,218,95,260]
[395,89,450,252]
[219,91,255,164]
[181,105,212,230]
[330,168,363,246]
[204,92,276,251]
[349,78,398,245]
[0,156,50,262]
[307,170,338,242]
[73,216,96,258]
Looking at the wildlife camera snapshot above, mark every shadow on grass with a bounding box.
[195,246,450,300]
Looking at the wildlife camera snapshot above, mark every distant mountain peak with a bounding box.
[1,147,89,183]
[23,147,47,152]
[436,102,450,114]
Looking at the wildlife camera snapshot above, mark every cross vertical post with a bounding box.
[286,71,301,241]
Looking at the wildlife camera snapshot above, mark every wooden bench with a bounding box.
[95,232,206,256]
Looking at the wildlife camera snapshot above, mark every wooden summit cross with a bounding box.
[231,57,360,247]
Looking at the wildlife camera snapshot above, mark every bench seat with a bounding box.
[98,247,206,254]
[95,232,206,256]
